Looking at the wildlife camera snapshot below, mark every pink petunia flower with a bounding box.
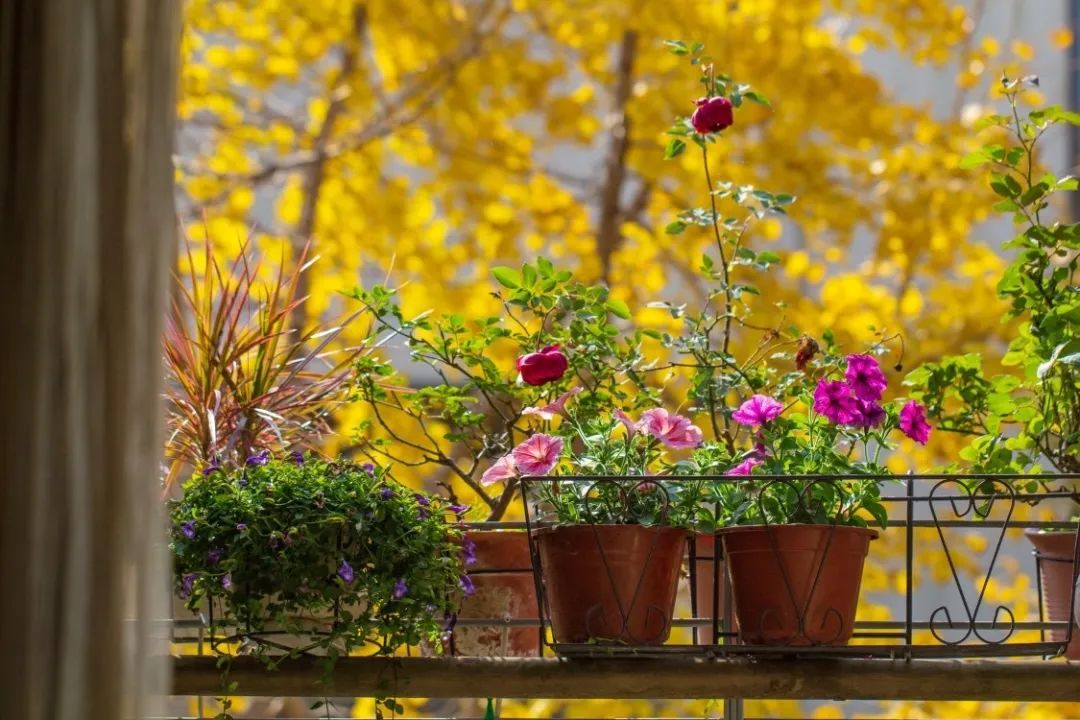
[898,400,932,445]
[511,434,565,475]
[726,457,763,476]
[731,394,784,427]
[638,408,704,449]
[845,354,888,402]
[480,454,518,486]
[614,409,637,437]
[522,386,582,421]
[813,379,860,425]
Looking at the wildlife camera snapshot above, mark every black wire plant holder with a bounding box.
[520,473,1080,660]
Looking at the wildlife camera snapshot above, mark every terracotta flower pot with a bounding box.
[688,532,728,643]
[719,524,877,646]
[1025,530,1080,660]
[450,530,540,657]
[533,524,687,645]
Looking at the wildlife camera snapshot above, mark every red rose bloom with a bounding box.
[516,344,568,386]
[690,96,734,134]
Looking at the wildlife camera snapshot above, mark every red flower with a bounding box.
[690,96,734,134]
[516,344,568,386]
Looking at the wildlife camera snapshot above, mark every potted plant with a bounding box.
[348,266,656,655]
[654,44,922,647]
[482,398,703,647]
[170,454,468,711]
[905,77,1079,658]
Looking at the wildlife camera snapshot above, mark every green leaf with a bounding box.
[491,266,521,289]
[959,151,989,169]
[606,298,631,319]
[665,220,687,235]
[664,138,687,159]
[756,250,781,266]
[664,39,689,55]
[521,263,537,287]
[743,90,771,107]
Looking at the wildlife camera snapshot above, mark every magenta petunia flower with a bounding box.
[522,386,582,421]
[726,457,763,476]
[813,379,860,425]
[516,345,569,386]
[690,96,735,134]
[638,408,704,448]
[481,454,517,487]
[845,354,888,402]
[511,434,564,475]
[851,400,887,429]
[731,394,784,427]
[899,400,932,445]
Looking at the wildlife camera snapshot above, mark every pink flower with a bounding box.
[522,386,582,421]
[731,394,784,427]
[726,457,762,476]
[638,408,704,449]
[851,400,887,429]
[614,409,637,437]
[813,379,860,425]
[690,96,734,134]
[511,434,564,475]
[899,400,932,445]
[480,454,518,487]
[516,345,568,386]
[845,354,888,402]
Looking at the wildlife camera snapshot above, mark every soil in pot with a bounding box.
[720,524,877,646]
[688,532,728,644]
[1025,530,1079,660]
[451,530,540,657]
[533,524,687,645]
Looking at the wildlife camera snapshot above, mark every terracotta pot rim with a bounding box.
[717,523,880,540]
[1023,529,1078,537]
[532,523,689,536]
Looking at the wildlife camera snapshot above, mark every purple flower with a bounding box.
[245,449,270,467]
[731,394,784,427]
[202,460,221,476]
[449,503,469,517]
[813,379,860,425]
[418,508,430,520]
[462,537,478,566]
[338,559,355,584]
[414,493,430,507]
[899,400,932,445]
[852,400,887,429]
[289,450,305,465]
[180,520,196,540]
[845,354,888,402]
[360,462,376,476]
[179,573,197,599]
[726,457,762,476]
[207,548,223,565]
[458,574,476,597]
[393,579,408,599]
[221,574,233,591]
[235,522,247,531]
[380,486,395,500]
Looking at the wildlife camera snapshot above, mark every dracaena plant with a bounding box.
[904,77,1080,497]
[163,233,372,491]
[348,261,658,520]
[656,42,932,529]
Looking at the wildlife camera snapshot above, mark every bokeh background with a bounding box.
[175,0,1080,717]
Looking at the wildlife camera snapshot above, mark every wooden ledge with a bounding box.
[171,656,1080,701]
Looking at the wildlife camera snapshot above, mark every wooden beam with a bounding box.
[171,656,1080,701]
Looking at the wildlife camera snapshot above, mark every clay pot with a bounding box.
[719,524,877,646]
[1025,530,1080,660]
[688,532,728,643]
[450,530,540,657]
[533,524,687,645]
